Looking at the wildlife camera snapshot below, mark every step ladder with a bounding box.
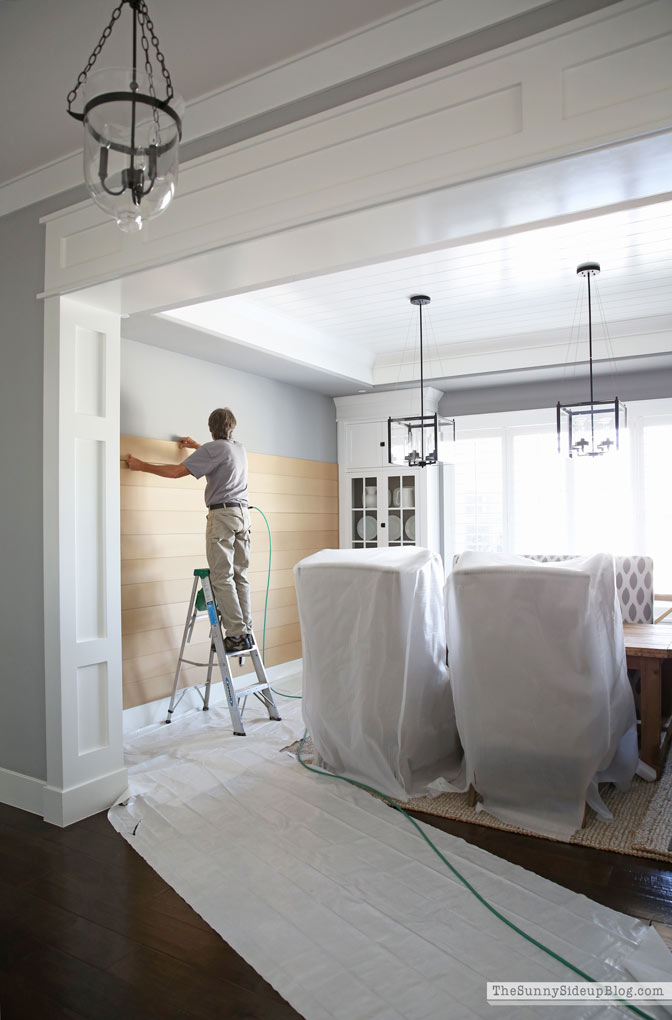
[165,568,281,734]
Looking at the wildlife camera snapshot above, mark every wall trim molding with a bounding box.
[42,768,129,828]
[39,1,672,300]
[0,767,46,817]
[0,0,626,218]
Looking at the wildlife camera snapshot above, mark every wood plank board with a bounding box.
[122,485,337,515]
[121,529,337,560]
[121,545,331,585]
[249,472,337,496]
[248,451,337,479]
[121,568,300,610]
[121,509,338,535]
[122,601,299,637]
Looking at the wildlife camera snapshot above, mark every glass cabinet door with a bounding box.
[351,476,378,548]
[387,474,416,546]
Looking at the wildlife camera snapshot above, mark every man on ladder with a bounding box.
[126,408,280,734]
[126,407,253,654]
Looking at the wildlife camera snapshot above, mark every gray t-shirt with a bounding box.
[184,439,249,507]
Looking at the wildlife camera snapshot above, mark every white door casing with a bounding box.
[43,296,126,825]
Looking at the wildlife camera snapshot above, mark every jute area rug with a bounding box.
[289,738,672,863]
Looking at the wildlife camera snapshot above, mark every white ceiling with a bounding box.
[165,195,672,379]
[161,192,672,394]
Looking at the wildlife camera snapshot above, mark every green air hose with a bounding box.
[249,505,302,699]
[295,734,656,1020]
[250,506,655,1020]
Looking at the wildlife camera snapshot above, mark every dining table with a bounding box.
[624,622,672,777]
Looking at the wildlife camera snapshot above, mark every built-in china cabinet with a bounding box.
[334,389,454,569]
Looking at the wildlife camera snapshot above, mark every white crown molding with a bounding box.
[0,0,627,218]
[334,387,444,421]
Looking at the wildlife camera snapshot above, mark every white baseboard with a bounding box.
[123,658,303,733]
[42,767,130,828]
[0,766,46,817]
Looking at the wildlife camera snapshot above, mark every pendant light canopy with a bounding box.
[557,263,626,458]
[388,295,455,467]
[67,0,183,233]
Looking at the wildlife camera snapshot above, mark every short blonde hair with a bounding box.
[208,407,237,440]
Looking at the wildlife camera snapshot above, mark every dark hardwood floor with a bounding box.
[1,798,671,1019]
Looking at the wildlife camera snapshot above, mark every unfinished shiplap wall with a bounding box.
[120,435,338,709]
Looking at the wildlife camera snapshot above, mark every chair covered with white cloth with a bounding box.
[294,547,463,801]
[445,551,639,839]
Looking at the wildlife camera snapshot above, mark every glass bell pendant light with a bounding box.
[66,0,183,232]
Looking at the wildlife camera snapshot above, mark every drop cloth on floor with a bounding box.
[109,671,672,1020]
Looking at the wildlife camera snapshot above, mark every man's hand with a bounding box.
[178,436,199,450]
[126,454,144,471]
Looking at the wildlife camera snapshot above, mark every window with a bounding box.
[453,436,503,553]
[511,429,567,553]
[452,405,662,566]
[568,433,634,555]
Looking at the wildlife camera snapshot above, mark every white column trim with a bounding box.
[43,296,127,827]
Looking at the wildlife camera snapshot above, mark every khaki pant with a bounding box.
[206,507,252,637]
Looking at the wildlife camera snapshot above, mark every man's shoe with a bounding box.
[224,633,254,654]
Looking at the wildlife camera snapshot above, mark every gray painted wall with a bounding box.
[0,189,80,781]
[121,339,337,461]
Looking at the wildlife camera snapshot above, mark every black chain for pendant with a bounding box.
[137,0,174,101]
[138,4,160,137]
[66,0,174,115]
[66,0,127,113]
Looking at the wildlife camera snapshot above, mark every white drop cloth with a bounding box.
[109,671,671,1020]
[294,547,462,800]
[446,551,639,839]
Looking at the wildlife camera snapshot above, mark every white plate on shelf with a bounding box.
[388,514,401,541]
[356,514,377,541]
[404,514,416,540]
[402,488,414,507]
[391,487,401,507]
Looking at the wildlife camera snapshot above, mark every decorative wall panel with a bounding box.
[76,662,109,754]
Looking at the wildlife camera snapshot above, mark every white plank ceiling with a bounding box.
[165,197,672,392]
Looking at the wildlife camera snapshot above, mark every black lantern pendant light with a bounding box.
[557,263,626,458]
[66,0,183,233]
[387,295,455,467]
